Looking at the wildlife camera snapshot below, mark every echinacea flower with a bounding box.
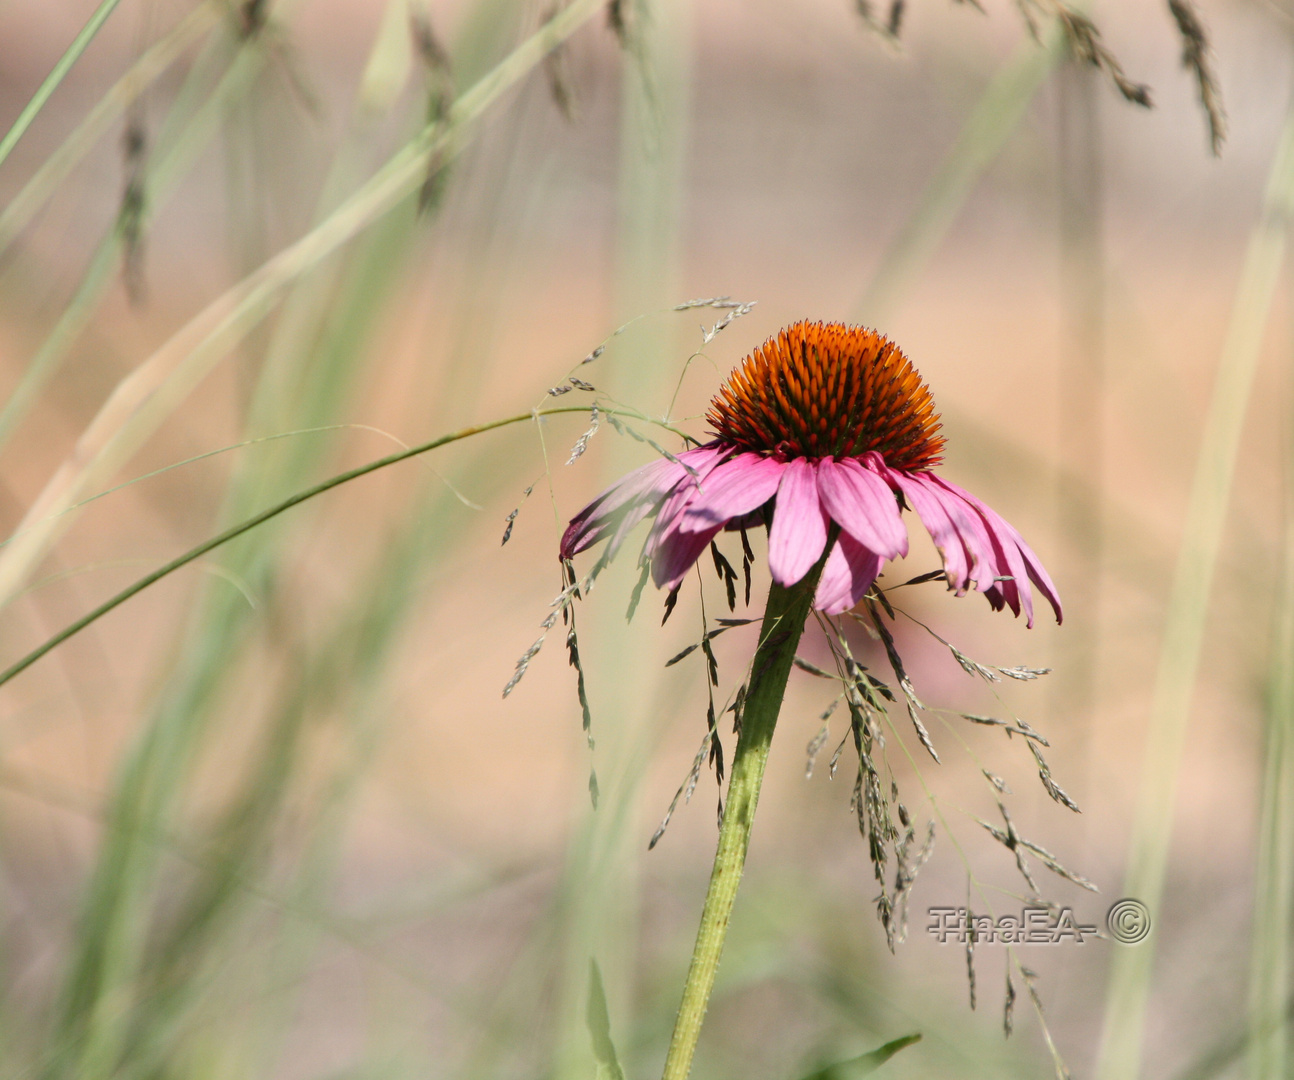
[560,321,1061,625]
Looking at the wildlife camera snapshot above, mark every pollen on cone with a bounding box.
[705,321,945,471]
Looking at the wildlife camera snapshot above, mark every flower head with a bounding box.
[561,321,1061,625]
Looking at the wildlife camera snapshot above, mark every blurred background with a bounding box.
[0,0,1288,1077]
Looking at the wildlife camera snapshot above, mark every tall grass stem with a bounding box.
[1245,336,1294,1079]
[1095,88,1294,1080]
[0,0,221,257]
[853,23,1062,325]
[0,0,603,611]
[0,0,124,172]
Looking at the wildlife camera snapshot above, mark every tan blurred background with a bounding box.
[0,1,1289,1078]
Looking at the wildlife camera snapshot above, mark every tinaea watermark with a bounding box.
[927,898,1151,946]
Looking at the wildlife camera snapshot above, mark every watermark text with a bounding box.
[927,906,1097,945]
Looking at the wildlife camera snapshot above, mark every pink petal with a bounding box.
[676,442,733,471]
[651,521,723,590]
[816,457,908,560]
[767,458,830,586]
[560,455,685,558]
[907,474,997,593]
[677,454,786,533]
[814,532,883,615]
[643,446,734,562]
[881,469,973,593]
[934,477,1063,627]
[922,476,1022,617]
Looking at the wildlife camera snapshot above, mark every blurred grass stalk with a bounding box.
[0,0,604,613]
[2,2,602,1076]
[1244,304,1294,1078]
[0,0,125,171]
[35,2,435,1072]
[0,3,296,456]
[1054,56,1104,739]
[1095,88,1294,1080]
[0,0,222,258]
[853,20,1063,326]
[549,0,695,1075]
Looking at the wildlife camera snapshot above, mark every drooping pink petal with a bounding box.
[879,468,973,593]
[677,453,787,533]
[816,457,908,560]
[955,493,1030,622]
[651,520,723,590]
[767,458,830,586]
[560,455,685,559]
[933,476,1063,626]
[814,532,883,615]
[921,475,1023,618]
[642,445,735,563]
[905,473,997,593]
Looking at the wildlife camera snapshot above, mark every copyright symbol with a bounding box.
[1106,898,1151,944]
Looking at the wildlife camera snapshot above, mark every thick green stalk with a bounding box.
[661,566,824,1080]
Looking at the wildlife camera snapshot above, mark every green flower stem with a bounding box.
[661,564,826,1080]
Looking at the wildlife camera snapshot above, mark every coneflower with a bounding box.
[562,320,1061,626]
[560,321,1061,1080]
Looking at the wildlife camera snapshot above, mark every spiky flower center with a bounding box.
[705,321,945,471]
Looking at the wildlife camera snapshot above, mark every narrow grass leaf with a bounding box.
[0,0,606,610]
[1097,88,1294,1080]
[586,960,626,1080]
[0,0,125,171]
[796,1033,923,1080]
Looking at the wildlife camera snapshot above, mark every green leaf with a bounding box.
[796,1032,922,1080]
[586,959,626,1080]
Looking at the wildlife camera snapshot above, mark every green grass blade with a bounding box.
[0,0,125,172]
[551,3,694,1075]
[0,228,120,451]
[1095,89,1294,1080]
[0,405,631,692]
[0,0,222,257]
[797,1033,922,1080]
[1246,417,1294,1076]
[0,15,292,459]
[588,960,627,1080]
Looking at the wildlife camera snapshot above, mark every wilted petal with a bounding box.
[677,453,786,533]
[768,458,830,586]
[881,468,972,593]
[814,532,883,615]
[933,477,1063,627]
[905,473,998,593]
[816,457,908,559]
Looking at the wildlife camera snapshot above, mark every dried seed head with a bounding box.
[705,320,945,470]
